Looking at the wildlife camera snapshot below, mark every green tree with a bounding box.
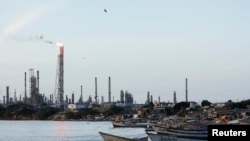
[35,107,59,120]
[201,100,211,107]
[0,106,6,119]
[174,102,190,112]
[106,105,125,116]
[65,111,77,119]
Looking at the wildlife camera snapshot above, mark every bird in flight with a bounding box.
[104,9,107,13]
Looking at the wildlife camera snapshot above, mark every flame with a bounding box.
[56,42,63,47]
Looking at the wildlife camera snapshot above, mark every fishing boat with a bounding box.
[112,118,148,128]
[152,123,208,134]
[99,131,148,141]
[150,125,207,140]
[147,117,208,141]
[146,131,206,141]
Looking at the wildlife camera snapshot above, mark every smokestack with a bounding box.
[6,86,9,106]
[66,95,68,103]
[186,78,188,102]
[24,72,27,103]
[147,91,150,103]
[3,96,5,105]
[108,76,111,103]
[173,91,177,105]
[95,77,98,103]
[55,43,64,104]
[59,45,64,55]
[72,92,74,104]
[37,71,39,95]
[80,85,83,103]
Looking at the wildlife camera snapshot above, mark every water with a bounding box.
[0,120,147,141]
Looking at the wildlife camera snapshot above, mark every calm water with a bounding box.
[0,120,147,141]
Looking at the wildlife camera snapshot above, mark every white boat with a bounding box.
[146,131,206,141]
[112,118,148,128]
[99,131,148,141]
[227,116,250,124]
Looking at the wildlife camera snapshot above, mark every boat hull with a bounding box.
[112,121,148,128]
[151,126,207,140]
[147,131,206,141]
[99,132,147,141]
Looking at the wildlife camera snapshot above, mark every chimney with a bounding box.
[37,71,39,95]
[24,72,27,103]
[108,76,111,103]
[80,85,83,103]
[185,78,188,102]
[173,91,177,105]
[6,86,9,106]
[95,77,98,103]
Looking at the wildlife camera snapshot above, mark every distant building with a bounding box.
[116,90,134,107]
[120,90,124,103]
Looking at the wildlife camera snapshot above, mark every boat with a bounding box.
[112,118,148,128]
[146,131,206,141]
[149,126,208,141]
[152,123,208,135]
[147,117,208,141]
[99,131,148,141]
[227,116,250,125]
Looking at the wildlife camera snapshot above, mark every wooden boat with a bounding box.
[112,118,148,128]
[151,126,207,140]
[152,124,208,135]
[146,131,206,141]
[99,131,148,141]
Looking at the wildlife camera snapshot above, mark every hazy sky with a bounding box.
[0,0,250,104]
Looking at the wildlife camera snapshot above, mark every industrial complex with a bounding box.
[1,41,190,109]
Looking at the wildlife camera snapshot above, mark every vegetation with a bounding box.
[106,105,125,116]
[35,107,60,120]
[173,102,190,112]
[65,108,100,119]
[0,99,249,120]
[224,99,250,109]
[201,100,211,107]
[0,103,36,119]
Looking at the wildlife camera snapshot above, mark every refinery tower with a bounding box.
[54,43,64,104]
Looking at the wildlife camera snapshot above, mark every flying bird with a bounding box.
[104,9,107,13]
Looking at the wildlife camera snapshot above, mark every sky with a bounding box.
[0,0,250,104]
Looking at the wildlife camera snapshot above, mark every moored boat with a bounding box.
[112,118,148,128]
[146,131,206,141]
[99,131,148,141]
[151,126,207,140]
[152,123,208,135]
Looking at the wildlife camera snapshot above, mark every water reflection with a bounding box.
[54,121,67,139]
[0,120,146,141]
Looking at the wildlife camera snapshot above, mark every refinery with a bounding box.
[0,40,190,108]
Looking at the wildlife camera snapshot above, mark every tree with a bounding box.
[65,111,77,119]
[201,100,211,107]
[106,105,125,116]
[0,106,6,119]
[174,102,190,112]
[35,107,59,120]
